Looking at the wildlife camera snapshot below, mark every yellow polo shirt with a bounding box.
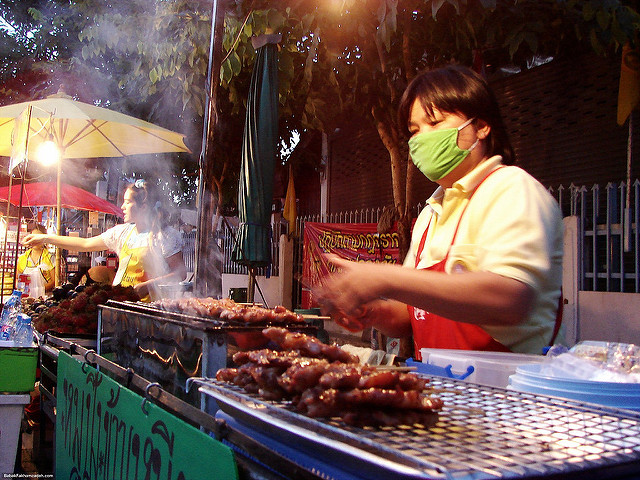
[404,156,564,354]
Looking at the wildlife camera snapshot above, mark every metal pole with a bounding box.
[624,111,634,253]
[247,267,255,303]
[6,105,33,298]
[55,158,62,286]
[194,0,225,298]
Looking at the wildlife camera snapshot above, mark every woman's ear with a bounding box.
[476,119,491,140]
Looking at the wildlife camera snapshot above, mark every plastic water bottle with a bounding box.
[13,313,33,347]
[0,289,23,341]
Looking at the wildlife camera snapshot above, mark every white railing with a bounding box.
[549,181,640,293]
[214,180,640,307]
[218,221,281,277]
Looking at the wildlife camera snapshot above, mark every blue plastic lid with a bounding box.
[514,363,640,393]
[406,358,475,380]
[509,375,640,411]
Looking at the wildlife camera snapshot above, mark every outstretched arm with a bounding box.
[22,233,108,252]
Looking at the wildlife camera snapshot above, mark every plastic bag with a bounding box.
[28,271,45,299]
[541,341,640,383]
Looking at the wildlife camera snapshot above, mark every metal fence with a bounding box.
[551,181,640,293]
[218,221,281,277]
[182,231,196,274]
[215,180,640,308]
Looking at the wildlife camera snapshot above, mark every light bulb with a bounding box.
[36,140,61,166]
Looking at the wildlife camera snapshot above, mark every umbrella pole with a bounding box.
[247,267,256,304]
[11,167,28,287]
[1,175,15,305]
[55,160,62,287]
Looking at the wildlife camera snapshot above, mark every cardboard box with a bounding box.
[0,342,38,393]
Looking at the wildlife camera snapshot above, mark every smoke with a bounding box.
[15,0,224,296]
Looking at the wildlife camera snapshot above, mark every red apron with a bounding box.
[409,167,562,359]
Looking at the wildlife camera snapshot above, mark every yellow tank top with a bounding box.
[114,226,151,301]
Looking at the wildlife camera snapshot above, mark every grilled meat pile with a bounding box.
[216,327,444,427]
[151,297,304,324]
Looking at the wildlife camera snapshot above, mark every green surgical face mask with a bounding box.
[408,117,478,182]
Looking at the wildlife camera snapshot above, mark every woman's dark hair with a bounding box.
[397,65,516,165]
[127,179,150,207]
[125,179,169,232]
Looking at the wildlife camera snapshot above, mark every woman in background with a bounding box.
[17,223,55,295]
[22,180,186,301]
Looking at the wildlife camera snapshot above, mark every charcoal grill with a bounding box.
[97,300,316,412]
[199,376,640,480]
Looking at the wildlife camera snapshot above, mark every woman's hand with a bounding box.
[316,254,389,317]
[316,255,413,337]
[21,233,47,247]
[134,281,150,299]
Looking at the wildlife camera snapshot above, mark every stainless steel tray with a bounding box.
[200,376,640,480]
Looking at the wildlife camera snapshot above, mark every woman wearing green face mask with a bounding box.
[318,64,564,358]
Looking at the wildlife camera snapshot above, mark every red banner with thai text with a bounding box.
[301,222,401,308]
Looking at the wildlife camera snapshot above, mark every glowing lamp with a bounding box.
[36,139,61,166]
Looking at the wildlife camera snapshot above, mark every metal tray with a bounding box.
[200,376,640,480]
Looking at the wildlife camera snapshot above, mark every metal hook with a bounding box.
[125,368,135,389]
[185,377,206,394]
[141,382,162,415]
[81,349,96,373]
[84,349,96,364]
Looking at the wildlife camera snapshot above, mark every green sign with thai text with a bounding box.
[55,351,238,479]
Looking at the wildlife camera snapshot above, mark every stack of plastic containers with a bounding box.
[509,341,640,411]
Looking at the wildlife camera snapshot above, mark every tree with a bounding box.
[217,0,640,257]
[1,1,202,207]
[3,0,639,260]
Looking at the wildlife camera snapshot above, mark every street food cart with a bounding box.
[34,300,640,479]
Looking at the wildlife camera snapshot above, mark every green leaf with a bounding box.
[221,60,233,83]
[279,52,294,74]
[432,0,447,18]
[267,10,287,30]
[229,51,242,75]
[583,2,596,21]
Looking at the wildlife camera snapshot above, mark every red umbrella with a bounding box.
[0,182,123,218]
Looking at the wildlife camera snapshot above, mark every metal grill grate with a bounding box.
[200,376,640,480]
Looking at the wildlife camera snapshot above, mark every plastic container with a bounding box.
[13,314,33,347]
[420,348,545,388]
[0,341,38,392]
[0,290,22,341]
[508,363,640,411]
[0,393,31,475]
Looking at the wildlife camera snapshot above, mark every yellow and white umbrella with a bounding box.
[0,89,191,286]
[0,90,190,160]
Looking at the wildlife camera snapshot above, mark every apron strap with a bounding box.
[415,166,506,268]
[549,288,564,346]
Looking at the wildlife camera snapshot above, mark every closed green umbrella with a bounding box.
[232,35,280,302]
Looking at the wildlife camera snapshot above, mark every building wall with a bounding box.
[320,53,640,215]
[577,291,640,345]
[493,54,640,188]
